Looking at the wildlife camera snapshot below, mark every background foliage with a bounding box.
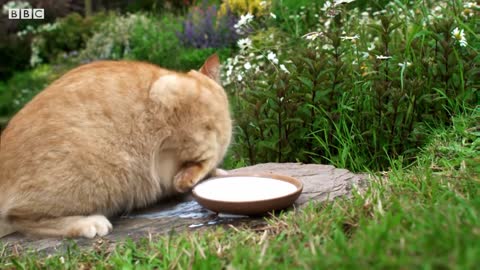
[0,0,478,173]
[222,0,479,171]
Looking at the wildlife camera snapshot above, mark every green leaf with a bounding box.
[284,118,305,125]
[298,76,314,89]
[257,140,278,151]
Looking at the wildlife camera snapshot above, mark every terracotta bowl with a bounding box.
[192,173,303,215]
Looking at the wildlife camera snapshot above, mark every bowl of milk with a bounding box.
[192,174,303,215]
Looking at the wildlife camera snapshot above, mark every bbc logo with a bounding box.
[8,9,44,19]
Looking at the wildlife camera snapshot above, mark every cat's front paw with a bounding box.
[68,215,113,239]
[174,164,203,193]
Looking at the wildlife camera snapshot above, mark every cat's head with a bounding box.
[149,54,232,166]
[195,53,232,161]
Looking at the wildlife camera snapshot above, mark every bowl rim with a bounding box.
[192,173,304,204]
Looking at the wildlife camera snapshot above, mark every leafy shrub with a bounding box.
[178,1,239,49]
[0,34,30,80]
[177,47,233,71]
[78,13,197,70]
[224,0,479,171]
[270,1,323,37]
[126,0,194,13]
[33,13,107,64]
[129,13,232,71]
[0,0,75,77]
[127,13,183,69]
[0,1,33,79]
[0,65,56,118]
[78,13,152,62]
[76,9,235,71]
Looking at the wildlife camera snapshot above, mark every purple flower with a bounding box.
[178,1,241,49]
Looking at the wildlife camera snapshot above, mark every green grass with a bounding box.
[1,110,478,269]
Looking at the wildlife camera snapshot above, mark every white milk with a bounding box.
[193,176,297,202]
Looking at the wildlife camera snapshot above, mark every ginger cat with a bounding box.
[0,54,232,238]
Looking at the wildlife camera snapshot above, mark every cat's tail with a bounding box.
[0,219,15,238]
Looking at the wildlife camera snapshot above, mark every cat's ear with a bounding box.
[199,54,221,84]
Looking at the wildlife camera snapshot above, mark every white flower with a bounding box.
[321,1,333,11]
[237,74,243,82]
[234,13,254,34]
[267,51,278,64]
[38,22,58,32]
[367,43,375,51]
[280,64,290,74]
[376,55,392,60]
[322,44,334,50]
[237,38,252,52]
[30,39,42,66]
[270,12,277,19]
[225,63,233,77]
[398,62,412,68]
[2,0,31,14]
[234,13,254,29]
[334,0,355,5]
[451,27,467,47]
[259,1,267,6]
[464,2,474,8]
[340,34,360,41]
[463,2,480,10]
[303,31,323,41]
[244,62,252,70]
[324,18,332,29]
[462,7,475,19]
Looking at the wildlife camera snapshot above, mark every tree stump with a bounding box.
[0,163,367,253]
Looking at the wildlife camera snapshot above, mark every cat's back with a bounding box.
[2,61,167,139]
[0,61,170,185]
[23,60,164,115]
